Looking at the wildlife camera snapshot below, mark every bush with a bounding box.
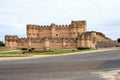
[116,44,120,47]
[77,47,90,50]
[0,41,5,46]
[21,48,28,50]
[28,48,35,52]
[31,48,35,51]
[117,38,120,43]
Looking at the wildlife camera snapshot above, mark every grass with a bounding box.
[0,51,23,54]
[0,49,93,57]
[27,49,92,55]
[0,51,26,57]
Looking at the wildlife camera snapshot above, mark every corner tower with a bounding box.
[5,35,18,49]
[70,20,86,37]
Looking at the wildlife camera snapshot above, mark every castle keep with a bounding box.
[5,20,113,50]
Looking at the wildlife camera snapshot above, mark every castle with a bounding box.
[5,20,113,50]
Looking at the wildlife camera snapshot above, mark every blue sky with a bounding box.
[0,0,120,42]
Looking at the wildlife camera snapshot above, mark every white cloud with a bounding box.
[0,0,120,41]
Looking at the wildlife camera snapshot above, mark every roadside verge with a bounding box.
[0,48,119,61]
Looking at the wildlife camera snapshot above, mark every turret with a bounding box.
[50,23,56,37]
[80,34,85,47]
[5,35,18,49]
[44,37,50,51]
[85,34,90,48]
[70,20,87,38]
[90,31,97,48]
[26,24,39,38]
[71,21,77,28]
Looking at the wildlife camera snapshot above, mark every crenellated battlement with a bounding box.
[26,20,87,38]
[71,20,86,27]
[5,35,18,41]
[56,24,70,28]
[27,20,86,29]
[17,38,28,43]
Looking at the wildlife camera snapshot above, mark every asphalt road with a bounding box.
[0,49,120,80]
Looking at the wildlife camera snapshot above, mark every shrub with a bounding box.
[28,48,35,52]
[117,38,120,43]
[21,48,28,50]
[77,47,90,50]
[0,41,5,46]
[31,48,35,51]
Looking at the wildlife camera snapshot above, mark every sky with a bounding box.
[0,0,120,42]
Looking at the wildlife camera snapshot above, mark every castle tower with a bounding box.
[82,21,87,32]
[90,31,97,48]
[70,20,86,38]
[44,37,50,50]
[50,23,56,38]
[5,35,18,49]
[26,24,31,38]
[71,21,78,37]
[77,20,86,34]
[77,37,80,47]
[26,24,39,38]
[62,37,66,48]
[33,26,39,38]
[80,34,85,47]
[85,34,90,48]
[28,38,31,49]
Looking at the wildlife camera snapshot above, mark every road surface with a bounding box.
[0,49,120,80]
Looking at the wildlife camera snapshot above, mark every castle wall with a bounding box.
[49,38,77,49]
[39,28,51,38]
[30,43,44,49]
[56,27,71,38]
[17,42,29,48]
[26,21,87,38]
[96,34,110,42]
[17,38,28,48]
[5,20,114,50]
[14,38,78,50]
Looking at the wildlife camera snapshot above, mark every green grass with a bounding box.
[0,49,94,57]
[0,51,26,57]
[0,51,23,54]
[27,49,92,55]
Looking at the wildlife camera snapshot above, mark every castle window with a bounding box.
[56,34,59,36]
[29,33,31,35]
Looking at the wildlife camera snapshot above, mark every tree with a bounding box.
[0,41,5,46]
[117,38,120,43]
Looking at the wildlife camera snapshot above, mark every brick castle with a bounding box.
[5,20,114,50]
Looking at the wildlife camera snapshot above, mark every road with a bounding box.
[0,49,120,80]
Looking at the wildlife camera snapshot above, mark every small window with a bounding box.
[56,34,58,36]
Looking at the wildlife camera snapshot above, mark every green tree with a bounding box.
[117,38,120,43]
[0,41,5,46]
